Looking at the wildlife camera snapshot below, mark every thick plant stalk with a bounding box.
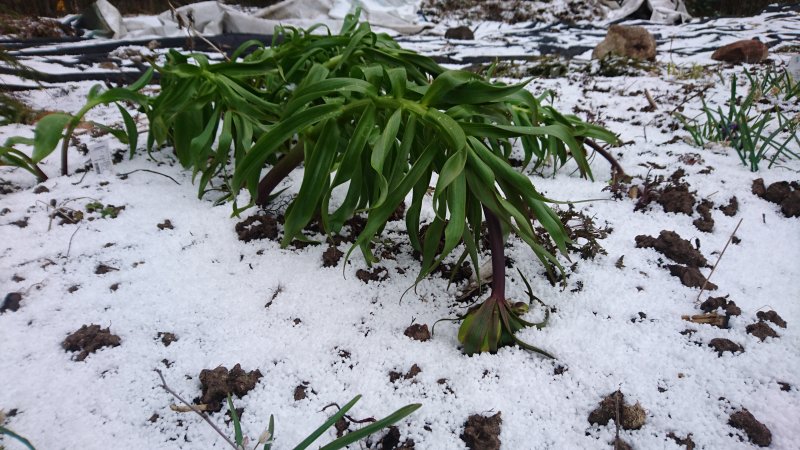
[256,140,304,207]
[483,205,506,300]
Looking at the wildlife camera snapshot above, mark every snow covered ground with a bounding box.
[1,5,799,450]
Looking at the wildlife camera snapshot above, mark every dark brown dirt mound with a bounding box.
[1,292,22,313]
[700,296,741,316]
[752,178,800,218]
[357,266,389,283]
[720,197,739,216]
[404,324,431,342]
[668,265,717,290]
[659,184,695,215]
[322,245,344,267]
[375,426,416,449]
[235,214,279,242]
[756,310,786,328]
[62,324,121,361]
[197,364,262,412]
[708,338,743,356]
[587,390,646,430]
[389,364,422,383]
[746,322,779,341]
[729,409,771,447]
[693,199,714,232]
[635,230,707,267]
[461,412,502,450]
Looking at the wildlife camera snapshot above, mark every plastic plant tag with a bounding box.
[788,55,800,83]
[89,141,113,175]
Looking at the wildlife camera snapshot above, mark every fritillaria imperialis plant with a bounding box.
[32,11,618,355]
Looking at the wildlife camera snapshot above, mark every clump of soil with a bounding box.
[10,217,29,228]
[1,292,22,313]
[322,245,343,267]
[746,322,779,341]
[720,197,739,216]
[708,338,743,356]
[612,438,633,450]
[635,230,707,267]
[157,219,174,230]
[728,409,772,447]
[197,364,263,412]
[389,364,422,383]
[356,266,388,283]
[33,185,49,194]
[293,384,307,401]
[236,214,279,242]
[404,324,431,342]
[756,310,786,328]
[158,332,178,347]
[374,426,415,450]
[752,178,800,218]
[461,412,502,450]
[667,265,717,290]
[700,296,741,316]
[667,432,696,449]
[587,391,646,430]
[95,264,118,275]
[389,202,407,222]
[659,183,695,215]
[62,324,121,361]
[693,199,714,232]
[436,262,473,283]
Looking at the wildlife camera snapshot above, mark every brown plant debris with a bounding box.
[667,432,696,450]
[708,338,743,356]
[756,310,786,328]
[588,391,646,430]
[95,264,119,275]
[235,214,279,242]
[635,230,707,267]
[746,322,779,341]
[62,324,121,361]
[1,292,22,313]
[404,324,431,342]
[667,265,717,290]
[461,412,502,450]
[197,364,263,412]
[728,409,772,447]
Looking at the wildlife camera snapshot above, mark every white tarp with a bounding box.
[604,0,691,24]
[100,0,426,39]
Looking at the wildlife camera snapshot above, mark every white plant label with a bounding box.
[89,142,114,175]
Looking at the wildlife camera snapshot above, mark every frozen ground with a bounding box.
[1,6,799,450]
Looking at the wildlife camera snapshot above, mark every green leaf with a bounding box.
[292,396,361,450]
[32,112,71,163]
[317,402,421,450]
[227,395,244,446]
[117,105,138,157]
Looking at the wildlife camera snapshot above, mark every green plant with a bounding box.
[0,421,35,450]
[226,394,419,450]
[677,72,799,171]
[37,10,618,355]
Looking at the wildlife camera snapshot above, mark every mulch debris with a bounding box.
[587,390,646,430]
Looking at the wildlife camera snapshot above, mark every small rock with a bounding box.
[708,338,743,356]
[756,310,786,328]
[1,292,23,313]
[592,25,657,61]
[712,39,769,64]
[728,409,771,447]
[445,26,474,40]
[404,323,431,342]
[461,412,502,450]
[746,322,779,341]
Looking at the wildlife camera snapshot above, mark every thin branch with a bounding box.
[585,139,627,179]
[696,218,743,302]
[118,169,181,185]
[154,369,239,450]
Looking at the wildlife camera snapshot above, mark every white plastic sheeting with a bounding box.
[604,0,691,24]
[102,0,426,38]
